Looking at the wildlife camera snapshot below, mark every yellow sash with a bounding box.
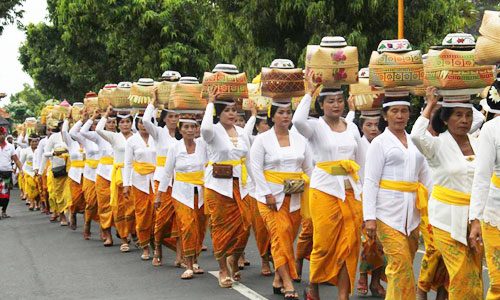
[316,160,360,182]
[431,185,470,206]
[492,173,500,189]
[208,158,247,186]
[85,159,99,169]
[264,170,311,218]
[379,179,429,212]
[110,163,124,208]
[99,156,114,165]
[133,161,156,175]
[71,160,85,168]
[156,156,167,167]
[175,170,204,185]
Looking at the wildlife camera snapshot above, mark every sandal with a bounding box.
[152,256,162,267]
[174,260,187,268]
[60,221,69,226]
[181,269,194,280]
[49,215,58,222]
[193,263,204,274]
[120,244,130,253]
[370,284,386,298]
[141,253,150,261]
[218,274,232,288]
[273,285,284,295]
[357,275,368,296]
[201,245,207,251]
[284,290,299,299]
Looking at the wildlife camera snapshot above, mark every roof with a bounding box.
[0,117,10,126]
[0,108,10,119]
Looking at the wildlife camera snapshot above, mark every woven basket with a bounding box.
[155,81,176,105]
[243,83,272,112]
[369,50,424,88]
[84,96,99,111]
[305,45,359,87]
[202,72,248,100]
[425,49,496,89]
[349,83,384,110]
[168,83,206,110]
[129,83,155,108]
[261,68,305,100]
[98,88,115,110]
[40,105,54,125]
[109,87,131,108]
[50,105,69,121]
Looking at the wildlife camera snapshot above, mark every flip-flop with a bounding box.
[218,274,232,288]
[181,269,194,280]
[193,263,204,274]
[120,244,130,253]
[141,253,150,261]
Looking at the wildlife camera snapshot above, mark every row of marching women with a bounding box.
[11,33,500,300]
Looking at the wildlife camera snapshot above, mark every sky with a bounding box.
[0,0,48,106]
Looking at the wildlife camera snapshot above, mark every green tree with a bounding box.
[5,83,47,123]
[0,0,24,34]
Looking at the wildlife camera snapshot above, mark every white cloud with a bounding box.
[0,0,48,106]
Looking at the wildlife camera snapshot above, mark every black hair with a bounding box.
[28,133,39,140]
[430,106,473,134]
[253,118,268,135]
[213,103,230,124]
[158,110,168,128]
[266,105,279,128]
[485,111,495,122]
[134,117,143,131]
[314,88,345,116]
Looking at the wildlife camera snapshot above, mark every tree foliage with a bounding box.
[5,83,47,123]
[0,0,24,34]
[19,0,488,102]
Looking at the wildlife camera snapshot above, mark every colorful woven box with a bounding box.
[168,83,206,110]
[425,49,496,89]
[349,83,384,111]
[129,82,155,108]
[109,86,131,108]
[261,68,305,100]
[98,84,117,110]
[84,92,99,111]
[305,45,359,87]
[202,72,248,100]
[369,50,424,88]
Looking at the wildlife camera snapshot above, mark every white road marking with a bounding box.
[209,271,269,300]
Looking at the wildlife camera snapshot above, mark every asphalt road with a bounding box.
[0,189,490,299]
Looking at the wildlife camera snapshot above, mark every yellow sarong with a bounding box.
[482,222,500,300]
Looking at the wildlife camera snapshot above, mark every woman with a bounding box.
[201,89,251,288]
[0,126,23,219]
[469,80,500,300]
[123,116,157,260]
[96,106,135,252]
[355,110,386,298]
[20,134,40,211]
[70,115,101,240]
[40,120,70,226]
[411,88,483,300]
[363,90,431,300]
[81,110,116,247]
[61,119,86,230]
[251,101,312,299]
[142,100,181,267]
[157,117,207,279]
[243,106,272,276]
[293,72,364,300]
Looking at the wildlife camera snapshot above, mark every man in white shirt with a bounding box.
[0,127,24,219]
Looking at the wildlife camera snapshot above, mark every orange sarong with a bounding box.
[82,178,99,223]
[249,196,270,257]
[296,217,314,260]
[131,186,155,248]
[309,189,363,291]
[112,183,135,239]
[258,195,301,279]
[95,175,113,230]
[204,179,248,260]
[153,182,178,251]
[69,179,85,214]
[377,220,419,300]
[173,194,206,258]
